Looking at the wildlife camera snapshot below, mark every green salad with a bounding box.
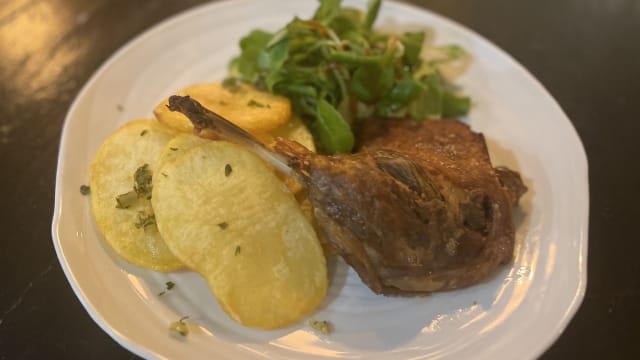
[229,0,470,154]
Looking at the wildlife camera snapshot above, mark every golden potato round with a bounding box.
[152,137,327,329]
[268,115,316,152]
[89,119,184,271]
[268,116,316,193]
[153,82,291,135]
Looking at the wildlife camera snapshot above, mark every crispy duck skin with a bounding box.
[168,95,527,295]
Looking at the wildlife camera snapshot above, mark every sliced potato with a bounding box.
[268,115,316,193]
[268,115,316,152]
[153,82,291,135]
[152,137,327,329]
[90,119,184,271]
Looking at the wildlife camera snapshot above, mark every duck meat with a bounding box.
[168,95,527,295]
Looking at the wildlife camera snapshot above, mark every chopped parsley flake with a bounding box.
[159,281,176,296]
[134,164,153,199]
[140,129,148,136]
[134,211,156,229]
[234,246,241,256]
[115,165,153,208]
[169,316,189,337]
[224,164,232,177]
[115,191,137,209]
[80,185,90,195]
[170,147,178,151]
[217,222,229,230]
[309,319,331,335]
[247,99,270,108]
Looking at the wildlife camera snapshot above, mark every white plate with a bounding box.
[52,0,588,359]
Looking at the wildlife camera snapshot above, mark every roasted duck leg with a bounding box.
[168,95,526,295]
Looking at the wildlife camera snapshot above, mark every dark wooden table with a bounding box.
[1,0,639,358]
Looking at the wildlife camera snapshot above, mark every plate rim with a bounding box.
[51,0,589,358]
